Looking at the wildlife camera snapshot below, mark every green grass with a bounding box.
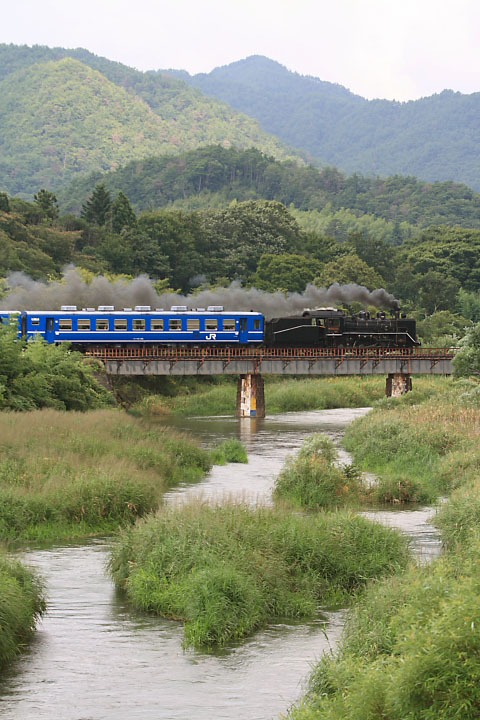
[210,439,248,465]
[0,552,46,670]
[109,502,409,649]
[274,434,362,509]
[0,409,212,543]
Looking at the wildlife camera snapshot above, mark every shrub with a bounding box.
[274,434,363,509]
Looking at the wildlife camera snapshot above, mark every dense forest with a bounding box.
[2,179,480,344]
[0,45,298,197]
[169,55,480,189]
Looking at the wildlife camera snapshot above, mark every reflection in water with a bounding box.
[0,408,441,719]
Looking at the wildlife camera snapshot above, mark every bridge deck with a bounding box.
[87,346,455,376]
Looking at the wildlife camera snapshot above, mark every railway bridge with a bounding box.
[89,345,455,418]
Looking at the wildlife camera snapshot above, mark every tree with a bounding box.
[453,323,480,377]
[417,270,460,314]
[457,288,480,323]
[33,189,59,222]
[81,184,112,227]
[416,310,471,345]
[111,191,136,233]
[314,254,386,290]
[0,193,9,213]
[254,253,322,292]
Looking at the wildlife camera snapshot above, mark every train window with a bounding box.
[187,319,200,331]
[253,319,261,330]
[96,319,110,331]
[77,319,90,331]
[311,318,317,326]
[170,319,183,331]
[151,319,164,331]
[223,319,236,331]
[31,318,40,326]
[114,319,127,331]
[59,319,72,331]
[205,318,218,331]
[133,319,146,331]
[239,318,247,332]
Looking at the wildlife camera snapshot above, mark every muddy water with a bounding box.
[0,408,441,720]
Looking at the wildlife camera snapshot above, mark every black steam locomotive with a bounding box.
[265,308,419,348]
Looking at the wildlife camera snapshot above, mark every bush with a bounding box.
[274,434,363,509]
[0,323,113,411]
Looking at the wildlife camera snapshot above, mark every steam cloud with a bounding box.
[0,267,400,318]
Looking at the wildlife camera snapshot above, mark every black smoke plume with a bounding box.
[0,268,400,318]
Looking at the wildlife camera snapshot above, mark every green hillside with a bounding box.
[169,55,480,190]
[60,145,480,233]
[0,45,299,197]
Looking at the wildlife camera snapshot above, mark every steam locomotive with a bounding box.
[1,305,419,349]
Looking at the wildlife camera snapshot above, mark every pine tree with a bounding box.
[33,188,59,221]
[112,191,136,233]
[0,193,9,213]
[81,184,112,226]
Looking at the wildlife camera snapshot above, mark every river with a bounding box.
[0,408,441,720]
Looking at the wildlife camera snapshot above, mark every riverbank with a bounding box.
[0,408,213,544]
[288,380,480,720]
[131,375,448,417]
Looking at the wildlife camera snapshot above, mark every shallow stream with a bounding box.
[0,408,442,720]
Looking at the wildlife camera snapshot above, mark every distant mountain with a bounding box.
[0,45,300,197]
[167,55,480,190]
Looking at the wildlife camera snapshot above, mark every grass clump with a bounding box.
[109,502,409,649]
[210,439,248,465]
[274,434,362,509]
[0,409,211,543]
[0,552,46,670]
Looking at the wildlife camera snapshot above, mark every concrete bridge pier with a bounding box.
[386,373,412,397]
[237,374,265,418]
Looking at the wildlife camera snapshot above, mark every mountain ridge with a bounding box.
[167,55,480,189]
[0,45,301,197]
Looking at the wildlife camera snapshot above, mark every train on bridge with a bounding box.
[1,305,419,350]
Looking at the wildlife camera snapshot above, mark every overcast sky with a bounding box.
[2,0,479,101]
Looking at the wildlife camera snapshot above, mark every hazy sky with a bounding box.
[2,0,479,101]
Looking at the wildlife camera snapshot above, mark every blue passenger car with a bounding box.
[22,305,265,346]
